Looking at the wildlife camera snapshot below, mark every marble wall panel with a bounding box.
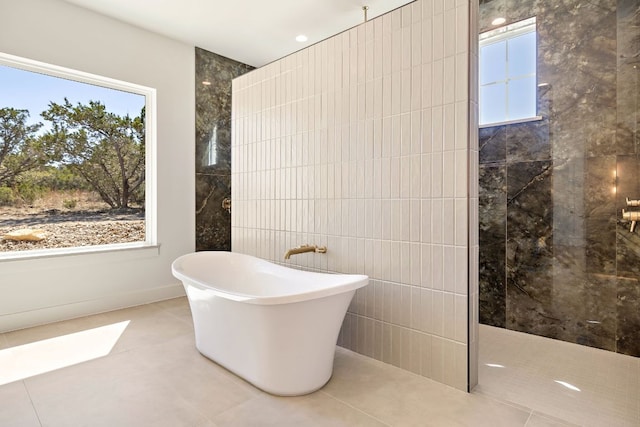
[505,119,550,163]
[479,0,640,357]
[552,158,585,247]
[585,156,617,221]
[616,155,640,277]
[479,165,506,327]
[616,0,640,155]
[551,273,617,352]
[585,218,617,275]
[617,276,640,356]
[195,47,253,251]
[479,126,506,164]
[616,224,640,278]
[584,157,617,275]
[196,48,253,175]
[195,174,231,251]
[505,160,554,336]
[542,2,617,161]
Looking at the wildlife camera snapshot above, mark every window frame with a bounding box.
[479,17,541,128]
[0,51,158,261]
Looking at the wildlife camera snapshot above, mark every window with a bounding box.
[479,17,538,127]
[0,52,156,258]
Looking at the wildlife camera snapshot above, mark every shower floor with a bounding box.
[476,324,640,426]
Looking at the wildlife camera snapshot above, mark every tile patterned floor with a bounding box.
[0,298,637,426]
[477,325,640,427]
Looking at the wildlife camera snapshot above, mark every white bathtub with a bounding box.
[171,251,368,396]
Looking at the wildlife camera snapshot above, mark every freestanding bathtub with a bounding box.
[171,251,368,396]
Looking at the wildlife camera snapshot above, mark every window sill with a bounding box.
[0,242,160,263]
[479,115,543,129]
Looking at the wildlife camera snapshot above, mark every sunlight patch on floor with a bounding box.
[0,320,129,386]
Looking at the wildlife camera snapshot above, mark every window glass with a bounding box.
[480,83,507,125]
[480,41,506,85]
[508,31,536,77]
[509,76,537,120]
[479,17,537,126]
[0,52,155,257]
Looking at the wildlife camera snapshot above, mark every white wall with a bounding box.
[0,0,195,331]
[232,0,477,391]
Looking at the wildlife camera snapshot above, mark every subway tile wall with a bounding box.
[231,0,475,392]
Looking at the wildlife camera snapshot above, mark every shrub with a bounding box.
[63,199,77,209]
[0,186,14,206]
[16,181,43,204]
[22,166,89,191]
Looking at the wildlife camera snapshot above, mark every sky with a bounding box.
[0,64,145,129]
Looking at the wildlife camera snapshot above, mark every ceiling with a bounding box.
[61,0,414,68]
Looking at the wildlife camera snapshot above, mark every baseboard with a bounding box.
[0,283,186,333]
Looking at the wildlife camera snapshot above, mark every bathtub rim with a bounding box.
[172,251,369,306]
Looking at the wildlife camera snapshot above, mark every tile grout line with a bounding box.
[160,306,194,327]
[22,380,44,427]
[318,389,393,426]
[172,389,228,426]
[205,393,264,424]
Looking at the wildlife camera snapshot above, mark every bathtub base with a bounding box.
[186,283,354,396]
[197,347,334,397]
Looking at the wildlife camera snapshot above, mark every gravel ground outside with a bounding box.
[0,210,145,252]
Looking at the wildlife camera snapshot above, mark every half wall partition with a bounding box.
[231,0,479,391]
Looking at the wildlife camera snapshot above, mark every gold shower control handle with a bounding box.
[626,197,640,206]
[222,198,231,213]
[622,209,640,232]
[622,210,640,220]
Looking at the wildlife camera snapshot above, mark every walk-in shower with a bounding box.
[478,0,640,358]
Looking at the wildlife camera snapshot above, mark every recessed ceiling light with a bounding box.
[202,81,212,86]
[295,35,308,43]
[491,17,506,26]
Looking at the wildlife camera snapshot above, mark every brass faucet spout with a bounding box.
[284,244,327,260]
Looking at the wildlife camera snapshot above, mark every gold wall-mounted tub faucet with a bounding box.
[284,244,327,260]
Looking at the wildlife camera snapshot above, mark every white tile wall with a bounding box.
[231,0,475,392]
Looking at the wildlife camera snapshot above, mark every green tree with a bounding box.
[0,108,52,186]
[42,99,145,209]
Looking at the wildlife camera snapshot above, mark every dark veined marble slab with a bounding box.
[479,165,507,327]
[617,276,640,356]
[195,47,253,251]
[505,160,554,336]
[478,0,640,358]
[195,173,232,252]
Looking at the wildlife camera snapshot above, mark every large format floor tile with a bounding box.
[325,347,531,427]
[0,381,41,427]
[477,325,640,427]
[0,298,637,426]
